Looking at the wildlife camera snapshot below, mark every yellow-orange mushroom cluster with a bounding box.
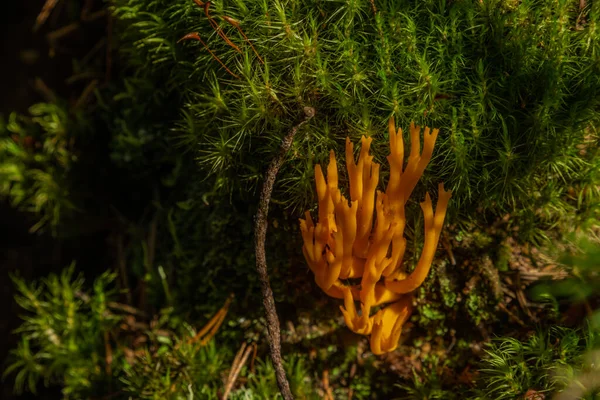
[299,117,451,354]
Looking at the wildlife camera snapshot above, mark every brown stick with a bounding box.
[254,106,315,400]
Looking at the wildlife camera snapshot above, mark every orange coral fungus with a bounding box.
[299,117,451,355]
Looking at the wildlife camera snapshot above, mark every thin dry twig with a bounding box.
[147,213,158,272]
[79,37,107,70]
[47,22,80,42]
[221,16,264,64]
[497,302,527,328]
[105,8,113,83]
[230,343,247,376]
[322,370,334,400]
[107,301,145,317]
[501,286,516,300]
[441,233,456,266]
[576,0,587,30]
[189,295,233,345]
[192,0,263,64]
[518,265,568,282]
[178,32,240,79]
[254,106,315,400]
[35,0,60,31]
[250,341,258,373]
[116,234,132,305]
[222,342,255,399]
[203,2,241,53]
[104,330,113,375]
[347,363,357,400]
[74,79,98,109]
[34,78,57,103]
[515,272,537,322]
[81,0,107,22]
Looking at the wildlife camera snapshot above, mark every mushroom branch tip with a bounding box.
[299,117,451,354]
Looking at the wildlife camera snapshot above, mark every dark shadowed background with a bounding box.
[1,3,110,399]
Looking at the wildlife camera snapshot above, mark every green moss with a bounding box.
[473,326,600,400]
[109,0,600,243]
[0,103,84,233]
[495,242,512,272]
[466,289,494,326]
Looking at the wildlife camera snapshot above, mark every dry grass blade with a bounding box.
[104,331,113,375]
[80,0,107,22]
[347,363,357,400]
[74,79,98,109]
[222,342,255,399]
[34,78,57,102]
[189,295,233,345]
[515,272,537,322]
[497,302,527,328]
[250,341,258,372]
[200,308,227,346]
[178,32,240,79]
[222,16,264,64]
[441,233,456,265]
[107,301,147,317]
[322,369,334,400]
[116,234,132,305]
[35,0,60,31]
[203,2,242,53]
